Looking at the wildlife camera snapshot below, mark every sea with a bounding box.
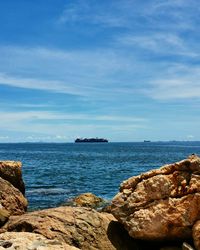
[0,141,200,211]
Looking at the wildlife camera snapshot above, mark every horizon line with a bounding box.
[0,140,200,144]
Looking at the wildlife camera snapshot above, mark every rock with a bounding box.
[0,232,79,249]
[0,177,27,215]
[0,161,25,194]
[1,206,138,250]
[101,203,112,213]
[111,155,200,241]
[182,242,195,250]
[0,208,10,227]
[72,192,104,208]
[193,220,200,250]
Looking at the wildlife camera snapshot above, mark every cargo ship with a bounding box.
[75,138,108,143]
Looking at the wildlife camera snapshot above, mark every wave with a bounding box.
[26,188,70,195]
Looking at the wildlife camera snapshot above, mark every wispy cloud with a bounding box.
[0,110,147,141]
[144,64,200,100]
[117,33,198,57]
[0,45,144,100]
[142,0,200,31]
[58,0,200,31]
[148,0,195,14]
[57,0,129,27]
[1,0,200,142]
[0,73,83,95]
[0,110,147,124]
[1,43,199,102]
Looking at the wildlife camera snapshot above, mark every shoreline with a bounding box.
[0,156,199,249]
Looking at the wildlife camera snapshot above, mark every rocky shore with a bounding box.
[0,155,199,249]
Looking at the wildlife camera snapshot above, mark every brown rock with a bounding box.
[182,242,195,250]
[0,161,25,194]
[102,203,112,213]
[193,220,200,250]
[1,206,138,250]
[111,155,200,241]
[0,232,79,249]
[72,192,103,208]
[0,177,27,215]
[0,208,10,227]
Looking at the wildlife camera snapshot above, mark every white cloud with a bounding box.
[0,1,200,104]
[0,110,147,142]
[57,1,129,27]
[144,0,199,30]
[57,0,199,32]
[149,0,193,12]
[0,46,141,99]
[144,64,200,100]
[0,111,147,124]
[147,84,200,100]
[117,33,198,57]
[0,73,84,96]
[1,44,199,102]
[0,136,9,140]
[1,1,200,142]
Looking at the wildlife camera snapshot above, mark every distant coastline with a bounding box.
[1,140,200,144]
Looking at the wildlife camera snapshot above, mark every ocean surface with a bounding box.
[0,141,200,211]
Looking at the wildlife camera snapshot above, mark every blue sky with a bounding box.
[0,0,200,142]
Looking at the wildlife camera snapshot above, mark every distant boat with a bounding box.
[75,138,108,143]
[144,140,151,143]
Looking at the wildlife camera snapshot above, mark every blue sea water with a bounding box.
[0,141,200,211]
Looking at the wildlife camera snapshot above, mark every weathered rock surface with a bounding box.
[193,220,200,250]
[0,208,10,227]
[0,161,25,194]
[0,177,27,216]
[0,206,139,250]
[0,232,79,250]
[72,192,104,208]
[111,155,200,241]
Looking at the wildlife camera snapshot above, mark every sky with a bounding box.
[0,0,200,142]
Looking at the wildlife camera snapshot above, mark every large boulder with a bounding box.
[0,161,25,194]
[0,232,79,250]
[111,155,200,241]
[0,177,27,216]
[0,206,138,250]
